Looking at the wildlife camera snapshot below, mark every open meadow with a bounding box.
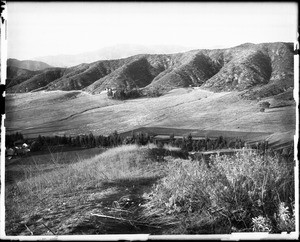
[5,88,295,139]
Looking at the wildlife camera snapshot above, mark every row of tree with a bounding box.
[29,131,123,151]
[6,130,271,154]
[154,133,245,152]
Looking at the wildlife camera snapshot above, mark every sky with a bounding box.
[6,2,298,60]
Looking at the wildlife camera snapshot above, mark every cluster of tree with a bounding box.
[259,101,271,112]
[122,131,151,145]
[5,132,25,147]
[161,133,245,152]
[146,88,162,97]
[30,131,123,151]
[107,87,142,100]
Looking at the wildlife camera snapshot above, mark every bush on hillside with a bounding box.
[259,101,271,109]
[146,88,163,97]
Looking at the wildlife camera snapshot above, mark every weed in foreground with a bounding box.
[141,150,295,234]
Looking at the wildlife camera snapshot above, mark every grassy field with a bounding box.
[5,144,295,235]
[5,144,170,235]
[5,88,296,140]
[5,147,106,185]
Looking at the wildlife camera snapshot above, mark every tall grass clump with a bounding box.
[142,150,295,234]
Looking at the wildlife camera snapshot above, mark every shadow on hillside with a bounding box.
[70,176,165,235]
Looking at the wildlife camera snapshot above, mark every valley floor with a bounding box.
[5,88,296,139]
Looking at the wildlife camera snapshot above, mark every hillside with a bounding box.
[7,68,66,93]
[6,42,294,99]
[7,58,52,71]
[6,59,54,91]
[6,66,42,88]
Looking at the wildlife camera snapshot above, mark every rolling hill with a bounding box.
[7,58,52,71]
[6,42,294,100]
[8,68,66,93]
[6,59,54,89]
[6,66,42,88]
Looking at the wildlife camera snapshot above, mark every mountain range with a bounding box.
[7,42,294,100]
[32,44,196,67]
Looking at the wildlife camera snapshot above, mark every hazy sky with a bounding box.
[6,2,298,60]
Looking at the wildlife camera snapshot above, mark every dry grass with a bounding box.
[14,145,166,197]
[5,144,169,235]
[5,143,295,235]
[5,88,295,138]
[141,150,295,234]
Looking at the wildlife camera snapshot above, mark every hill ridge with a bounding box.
[7,42,294,100]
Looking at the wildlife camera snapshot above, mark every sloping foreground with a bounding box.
[5,145,169,235]
[5,145,295,235]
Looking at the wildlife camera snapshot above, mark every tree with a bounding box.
[206,140,213,150]
[174,138,181,148]
[107,88,113,98]
[88,132,95,148]
[259,101,271,109]
[186,134,193,151]
[192,140,198,151]
[169,133,175,146]
[181,138,188,151]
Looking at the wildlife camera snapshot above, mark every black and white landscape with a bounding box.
[2,2,298,238]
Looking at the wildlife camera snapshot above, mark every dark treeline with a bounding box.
[6,130,274,154]
[5,132,24,147]
[164,133,245,152]
[6,130,149,152]
[30,131,123,152]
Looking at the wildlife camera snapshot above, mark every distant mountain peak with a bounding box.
[33,44,196,68]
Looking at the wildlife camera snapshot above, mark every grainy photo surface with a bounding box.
[1,1,298,239]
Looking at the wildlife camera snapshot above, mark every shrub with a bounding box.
[275,202,295,232]
[146,88,162,97]
[252,215,272,232]
[259,101,271,109]
[142,150,295,233]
